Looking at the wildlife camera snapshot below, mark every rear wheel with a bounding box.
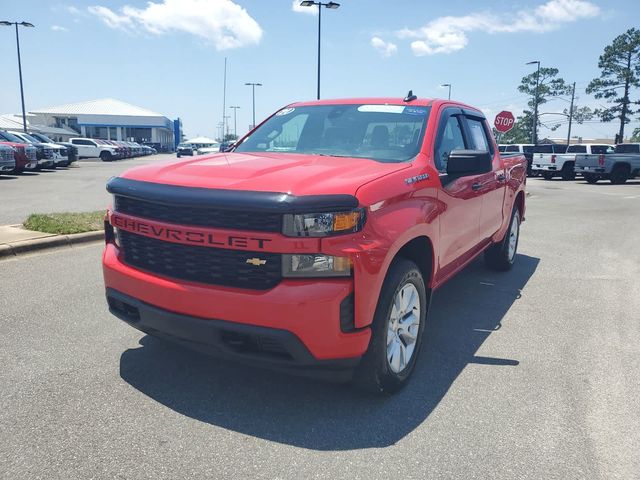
[610,164,629,185]
[561,162,575,181]
[584,174,599,184]
[485,206,520,271]
[542,172,554,180]
[355,258,427,394]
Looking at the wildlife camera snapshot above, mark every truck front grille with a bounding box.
[115,195,282,232]
[119,231,282,290]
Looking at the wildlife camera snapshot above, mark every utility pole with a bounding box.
[566,82,575,147]
[229,106,240,138]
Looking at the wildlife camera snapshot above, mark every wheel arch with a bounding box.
[393,236,435,290]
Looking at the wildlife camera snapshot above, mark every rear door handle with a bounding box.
[472,182,482,191]
[497,173,506,182]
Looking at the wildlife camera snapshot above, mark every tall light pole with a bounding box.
[244,82,262,130]
[1,21,35,133]
[441,83,451,100]
[299,1,340,100]
[526,60,541,145]
[229,106,240,138]
[221,57,227,143]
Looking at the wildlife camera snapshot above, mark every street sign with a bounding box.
[494,111,515,133]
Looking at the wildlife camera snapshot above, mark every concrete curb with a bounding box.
[0,230,104,259]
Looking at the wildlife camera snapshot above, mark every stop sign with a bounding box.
[494,111,515,133]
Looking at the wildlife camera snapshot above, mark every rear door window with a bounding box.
[466,118,490,152]
[567,145,587,153]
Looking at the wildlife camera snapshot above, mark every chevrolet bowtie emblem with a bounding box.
[246,258,267,266]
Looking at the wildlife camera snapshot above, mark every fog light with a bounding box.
[282,254,351,277]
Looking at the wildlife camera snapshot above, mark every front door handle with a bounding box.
[497,173,506,182]
[472,182,482,191]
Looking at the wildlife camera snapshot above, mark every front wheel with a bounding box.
[355,258,427,394]
[584,174,599,184]
[99,151,112,162]
[484,207,520,271]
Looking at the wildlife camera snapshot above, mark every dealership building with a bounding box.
[28,98,179,150]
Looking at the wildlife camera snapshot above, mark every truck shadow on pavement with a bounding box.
[119,254,539,450]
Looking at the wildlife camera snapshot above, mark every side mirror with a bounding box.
[446,150,492,176]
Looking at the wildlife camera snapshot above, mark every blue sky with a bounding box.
[0,0,638,140]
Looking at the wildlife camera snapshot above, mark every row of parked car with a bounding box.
[175,141,234,157]
[499,142,640,184]
[0,131,158,176]
[68,138,157,162]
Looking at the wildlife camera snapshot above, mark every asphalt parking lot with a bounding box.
[1,177,639,479]
[0,154,175,225]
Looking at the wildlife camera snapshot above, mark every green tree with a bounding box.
[631,127,640,142]
[586,28,640,142]
[518,67,571,143]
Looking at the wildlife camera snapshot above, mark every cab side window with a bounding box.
[435,115,465,172]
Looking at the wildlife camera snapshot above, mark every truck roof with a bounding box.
[288,97,484,115]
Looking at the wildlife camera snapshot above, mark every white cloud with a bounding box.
[398,0,600,56]
[88,0,263,50]
[51,25,69,32]
[371,36,397,57]
[291,1,318,15]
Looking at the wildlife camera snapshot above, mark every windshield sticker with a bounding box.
[276,107,295,116]
[357,105,405,114]
[403,107,428,115]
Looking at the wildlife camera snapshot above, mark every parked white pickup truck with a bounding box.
[70,138,120,161]
[532,143,613,180]
[574,143,640,184]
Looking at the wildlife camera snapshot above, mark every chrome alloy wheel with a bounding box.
[386,283,421,374]
[508,210,520,262]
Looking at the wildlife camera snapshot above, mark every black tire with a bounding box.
[610,164,629,185]
[354,258,428,394]
[561,162,575,181]
[100,151,112,162]
[484,206,521,272]
[584,174,599,184]
[177,153,181,158]
[542,172,554,180]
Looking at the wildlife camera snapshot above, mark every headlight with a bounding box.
[282,209,365,237]
[282,254,351,277]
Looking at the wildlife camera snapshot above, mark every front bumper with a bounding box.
[103,244,371,371]
[106,288,361,380]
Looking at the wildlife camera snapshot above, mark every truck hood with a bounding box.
[120,152,411,196]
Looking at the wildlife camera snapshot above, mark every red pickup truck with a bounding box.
[103,96,526,393]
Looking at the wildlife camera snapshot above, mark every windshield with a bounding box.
[0,131,26,143]
[13,133,40,143]
[33,133,54,143]
[234,104,431,163]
